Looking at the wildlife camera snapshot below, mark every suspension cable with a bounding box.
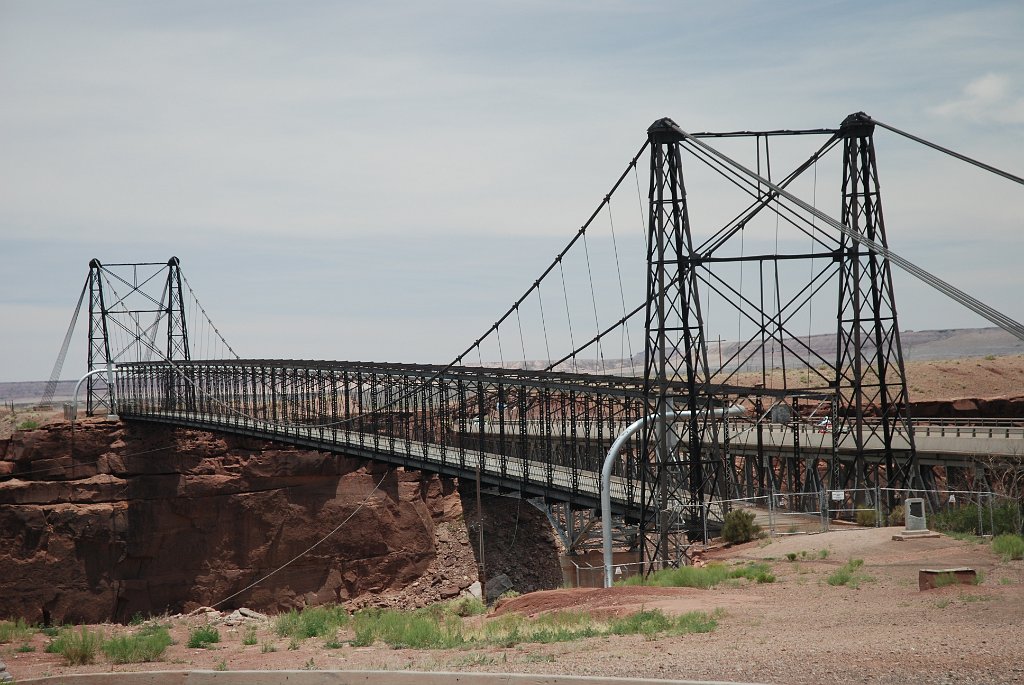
[41,276,89,406]
[182,273,239,359]
[870,117,1024,186]
[448,141,649,368]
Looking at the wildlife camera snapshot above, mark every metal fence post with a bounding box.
[821,489,828,533]
[977,492,984,536]
[988,492,995,536]
[875,484,881,527]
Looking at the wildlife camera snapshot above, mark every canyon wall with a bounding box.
[0,418,561,624]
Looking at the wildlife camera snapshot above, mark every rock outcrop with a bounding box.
[0,419,493,624]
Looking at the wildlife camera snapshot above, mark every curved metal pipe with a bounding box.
[71,364,118,435]
[602,404,747,587]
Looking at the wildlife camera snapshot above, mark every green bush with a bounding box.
[721,509,761,544]
[855,508,877,527]
[17,419,40,430]
[347,601,720,649]
[447,596,487,617]
[888,505,905,527]
[931,503,1021,536]
[0,617,35,643]
[620,562,774,588]
[827,559,866,587]
[49,626,103,665]
[186,625,220,648]
[992,533,1024,561]
[352,608,464,649]
[275,605,349,640]
[102,625,173,663]
[242,625,258,646]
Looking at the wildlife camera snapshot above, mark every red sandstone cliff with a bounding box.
[0,419,561,624]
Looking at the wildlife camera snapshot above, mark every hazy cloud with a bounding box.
[931,73,1024,124]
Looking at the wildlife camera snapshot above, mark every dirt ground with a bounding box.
[724,353,1024,402]
[4,527,1022,685]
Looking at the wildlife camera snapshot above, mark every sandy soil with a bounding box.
[723,354,1024,402]
[4,527,1022,685]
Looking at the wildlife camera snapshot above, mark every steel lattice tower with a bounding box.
[166,257,191,363]
[85,257,192,416]
[833,112,918,497]
[86,259,113,415]
[640,118,722,570]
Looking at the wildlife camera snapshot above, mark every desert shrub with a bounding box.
[102,625,172,663]
[350,601,720,649]
[992,503,1024,535]
[888,505,905,526]
[932,505,981,534]
[673,610,719,634]
[186,625,220,648]
[621,562,773,588]
[992,533,1024,561]
[932,503,1021,536]
[274,605,348,640]
[17,419,40,430]
[608,609,671,636]
[721,509,760,544]
[49,626,103,665]
[855,508,877,527]
[0,617,34,643]
[786,552,797,561]
[827,559,866,588]
[351,608,464,649]
[447,596,486,617]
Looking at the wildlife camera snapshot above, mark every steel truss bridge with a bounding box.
[54,113,1024,570]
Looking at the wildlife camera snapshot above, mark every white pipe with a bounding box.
[71,366,119,434]
[602,404,747,588]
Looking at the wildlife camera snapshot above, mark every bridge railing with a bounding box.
[114,359,677,513]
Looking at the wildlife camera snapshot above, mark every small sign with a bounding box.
[614,566,623,575]
[830,490,845,501]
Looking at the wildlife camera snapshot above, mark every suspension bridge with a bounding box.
[45,113,1024,569]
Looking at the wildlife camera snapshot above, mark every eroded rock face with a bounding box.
[0,419,478,624]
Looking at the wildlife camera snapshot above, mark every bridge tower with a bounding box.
[85,257,191,415]
[832,112,919,498]
[86,259,114,416]
[640,118,723,570]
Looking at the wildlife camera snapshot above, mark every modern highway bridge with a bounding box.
[51,113,1024,567]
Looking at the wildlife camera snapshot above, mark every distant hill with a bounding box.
[0,380,76,405]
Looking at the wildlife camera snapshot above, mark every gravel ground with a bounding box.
[5,527,1022,684]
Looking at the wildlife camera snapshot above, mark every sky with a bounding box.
[1,0,1023,382]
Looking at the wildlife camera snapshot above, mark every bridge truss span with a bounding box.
[115,358,668,519]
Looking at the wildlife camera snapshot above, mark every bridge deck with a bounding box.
[124,410,651,519]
